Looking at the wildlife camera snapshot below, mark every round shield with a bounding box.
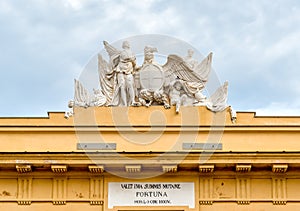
[139,64,164,91]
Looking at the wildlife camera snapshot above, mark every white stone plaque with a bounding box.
[108,182,195,208]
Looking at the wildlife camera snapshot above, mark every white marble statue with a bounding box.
[184,49,198,69]
[162,52,213,104]
[102,41,139,106]
[64,79,107,119]
[137,46,170,109]
[206,81,229,112]
[73,79,91,108]
[91,88,107,106]
[67,39,232,116]
[72,79,106,108]
[169,80,189,113]
[139,89,170,109]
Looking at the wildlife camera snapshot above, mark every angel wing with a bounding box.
[206,81,228,112]
[193,52,213,84]
[163,53,213,83]
[162,54,204,84]
[98,54,114,105]
[103,41,120,58]
[103,41,120,68]
[74,79,90,107]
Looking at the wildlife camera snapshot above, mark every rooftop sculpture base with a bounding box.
[0,106,299,153]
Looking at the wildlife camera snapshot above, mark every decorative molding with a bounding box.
[199,177,213,204]
[236,164,251,172]
[273,200,287,205]
[88,165,104,173]
[52,201,66,205]
[236,178,250,205]
[199,165,214,173]
[162,165,177,173]
[272,164,288,173]
[52,178,67,205]
[90,200,103,205]
[90,178,103,200]
[51,165,67,173]
[16,164,32,173]
[272,177,287,205]
[17,200,31,205]
[199,200,213,205]
[237,200,250,205]
[237,178,250,200]
[17,178,32,205]
[125,165,141,173]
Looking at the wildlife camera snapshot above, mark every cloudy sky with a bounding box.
[0,0,300,117]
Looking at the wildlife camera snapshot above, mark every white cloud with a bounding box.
[264,31,300,60]
[0,1,13,13]
[64,0,83,10]
[253,102,300,116]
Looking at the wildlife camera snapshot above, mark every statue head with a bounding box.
[173,80,183,91]
[68,100,74,108]
[122,41,130,49]
[144,46,157,62]
[187,49,194,57]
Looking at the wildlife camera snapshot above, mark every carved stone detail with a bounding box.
[17,200,32,205]
[236,178,250,205]
[236,164,251,172]
[272,177,287,205]
[273,201,287,205]
[199,200,213,205]
[88,165,104,173]
[237,200,250,205]
[90,200,104,205]
[52,178,67,205]
[68,40,230,115]
[162,165,177,173]
[199,165,214,173]
[16,165,32,173]
[17,178,32,205]
[199,177,213,205]
[90,177,103,203]
[125,165,142,173]
[272,164,288,173]
[51,165,67,173]
[52,201,66,205]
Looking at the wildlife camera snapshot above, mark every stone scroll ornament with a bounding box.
[65,40,232,118]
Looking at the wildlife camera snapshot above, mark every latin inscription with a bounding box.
[108,182,194,208]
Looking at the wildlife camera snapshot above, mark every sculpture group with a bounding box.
[66,40,229,117]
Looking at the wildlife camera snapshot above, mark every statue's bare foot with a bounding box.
[131,102,141,107]
[164,104,171,109]
[176,104,180,113]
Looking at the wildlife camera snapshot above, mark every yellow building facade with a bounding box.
[1,106,300,211]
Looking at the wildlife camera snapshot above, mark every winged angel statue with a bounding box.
[65,40,231,118]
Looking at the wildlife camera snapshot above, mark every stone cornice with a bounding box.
[2,152,300,163]
[51,165,67,173]
[162,165,177,173]
[1,108,300,126]
[88,165,104,173]
[0,152,298,174]
[125,165,142,173]
[199,165,214,173]
[16,164,32,173]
